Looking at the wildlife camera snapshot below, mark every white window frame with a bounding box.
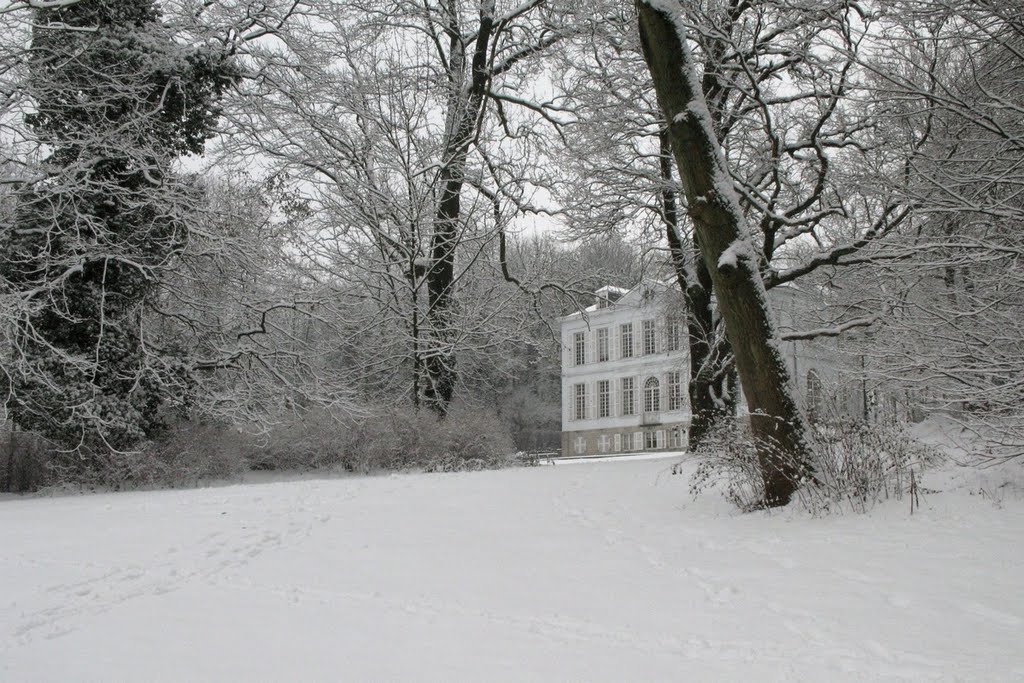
[574,383,586,421]
[642,319,657,355]
[667,371,683,411]
[666,317,682,352]
[574,436,586,454]
[597,379,611,418]
[598,434,611,453]
[596,327,609,362]
[621,376,636,416]
[643,376,661,413]
[574,331,586,366]
[620,323,633,359]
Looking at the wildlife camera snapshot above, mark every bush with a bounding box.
[423,404,519,472]
[798,420,941,514]
[257,407,352,471]
[139,422,254,487]
[687,417,942,514]
[256,401,519,475]
[344,402,518,473]
[688,420,767,512]
[2,400,522,492]
[0,428,55,493]
[35,421,253,491]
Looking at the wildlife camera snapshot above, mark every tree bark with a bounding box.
[659,128,736,449]
[637,0,811,506]
[423,0,496,415]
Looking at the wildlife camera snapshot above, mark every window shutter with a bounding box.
[614,433,622,452]
[656,430,665,448]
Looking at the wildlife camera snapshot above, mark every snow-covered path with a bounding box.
[2,458,1023,681]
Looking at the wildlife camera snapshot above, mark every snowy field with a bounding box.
[3,456,1024,681]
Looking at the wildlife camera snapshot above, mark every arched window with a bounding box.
[643,376,661,413]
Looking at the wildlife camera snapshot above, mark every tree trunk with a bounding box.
[637,0,811,506]
[422,0,496,415]
[659,128,736,449]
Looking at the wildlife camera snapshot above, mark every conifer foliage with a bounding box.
[1,0,235,453]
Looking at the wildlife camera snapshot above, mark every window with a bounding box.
[598,434,611,453]
[666,317,682,352]
[644,431,658,450]
[573,331,586,366]
[643,376,661,413]
[807,369,824,423]
[667,371,683,411]
[574,436,586,454]
[613,433,622,452]
[620,323,634,358]
[632,432,643,450]
[574,383,586,420]
[596,328,609,362]
[669,427,684,449]
[642,319,657,355]
[597,380,611,418]
[621,377,636,416]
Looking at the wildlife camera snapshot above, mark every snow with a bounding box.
[3,458,1024,681]
[718,237,756,270]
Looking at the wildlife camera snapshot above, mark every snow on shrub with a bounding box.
[687,417,942,514]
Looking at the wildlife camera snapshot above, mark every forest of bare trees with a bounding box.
[1,0,1021,505]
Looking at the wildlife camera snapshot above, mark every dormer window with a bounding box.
[595,286,627,309]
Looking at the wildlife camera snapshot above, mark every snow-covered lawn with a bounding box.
[3,457,1023,681]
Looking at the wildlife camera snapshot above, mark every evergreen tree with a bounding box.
[1,0,235,452]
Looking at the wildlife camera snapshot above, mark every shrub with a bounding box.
[34,421,253,491]
[257,407,352,471]
[2,399,522,492]
[139,421,254,487]
[423,403,519,472]
[256,401,518,474]
[798,420,941,514]
[688,419,767,512]
[687,417,942,514]
[1,428,55,493]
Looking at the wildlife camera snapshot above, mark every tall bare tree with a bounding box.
[225,0,574,414]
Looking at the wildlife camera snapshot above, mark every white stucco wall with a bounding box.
[559,283,689,454]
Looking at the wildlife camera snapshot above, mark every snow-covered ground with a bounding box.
[3,456,1024,681]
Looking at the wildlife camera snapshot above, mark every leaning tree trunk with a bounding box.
[659,128,736,448]
[637,0,811,506]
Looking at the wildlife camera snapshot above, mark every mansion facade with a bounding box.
[560,280,854,457]
[560,282,690,457]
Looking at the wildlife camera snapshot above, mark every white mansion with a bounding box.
[560,281,690,457]
[560,280,852,457]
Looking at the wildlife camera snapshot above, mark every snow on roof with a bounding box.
[561,279,677,320]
